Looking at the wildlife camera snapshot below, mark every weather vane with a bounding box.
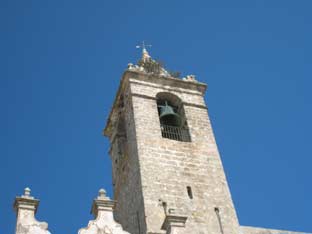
[136,41,152,51]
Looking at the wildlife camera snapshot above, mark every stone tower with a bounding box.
[104,49,240,234]
[11,49,311,234]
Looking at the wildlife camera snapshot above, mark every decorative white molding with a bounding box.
[78,189,130,234]
[14,188,51,234]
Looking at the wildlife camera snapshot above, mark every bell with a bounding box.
[158,102,181,127]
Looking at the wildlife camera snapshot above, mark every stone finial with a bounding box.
[142,48,151,61]
[22,187,32,198]
[14,187,38,214]
[14,188,51,234]
[98,188,106,198]
[136,41,152,62]
[183,74,197,82]
[127,63,134,70]
[78,188,130,234]
[91,188,115,217]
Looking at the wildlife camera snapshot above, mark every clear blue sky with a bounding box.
[1,1,311,233]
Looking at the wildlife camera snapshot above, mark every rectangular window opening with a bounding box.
[187,186,193,199]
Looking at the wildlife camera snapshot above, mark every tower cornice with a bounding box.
[103,69,207,138]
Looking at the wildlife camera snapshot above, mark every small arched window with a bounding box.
[156,92,191,142]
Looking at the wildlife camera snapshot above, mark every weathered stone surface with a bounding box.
[78,189,130,234]
[104,69,240,234]
[14,188,51,234]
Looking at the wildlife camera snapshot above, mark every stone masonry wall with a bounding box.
[126,71,240,234]
[105,79,147,234]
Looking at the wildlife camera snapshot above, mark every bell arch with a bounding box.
[156,92,191,142]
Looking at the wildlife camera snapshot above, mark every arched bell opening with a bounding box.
[156,92,191,142]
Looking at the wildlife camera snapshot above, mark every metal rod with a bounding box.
[215,207,224,234]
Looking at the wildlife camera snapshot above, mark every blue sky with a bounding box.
[1,0,311,233]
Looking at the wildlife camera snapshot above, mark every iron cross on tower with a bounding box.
[136,41,152,52]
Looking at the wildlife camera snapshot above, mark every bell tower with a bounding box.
[104,49,240,234]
